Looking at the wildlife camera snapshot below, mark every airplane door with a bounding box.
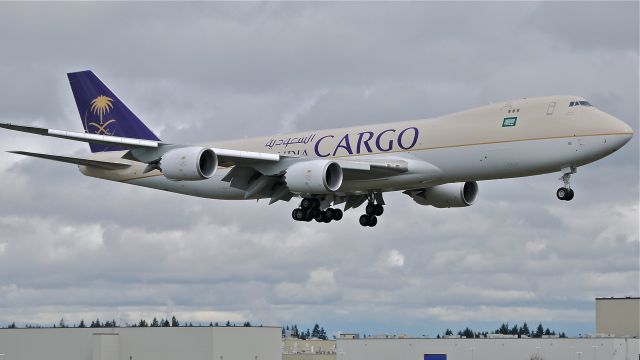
[546,101,556,115]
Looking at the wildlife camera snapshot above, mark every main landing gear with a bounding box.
[359,201,384,228]
[557,166,576,201]
[292,197,343,223]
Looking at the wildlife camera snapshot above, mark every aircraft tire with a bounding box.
[301,198,314,209]
[374,204,384,216]
[368,215,378,227]
[567,188,574,201]
[325,208,335,220]
[365,203,376,215]
[556,187,569,200]
[332,209,343,221]
[359,214,370,226]
[293,208,306,221]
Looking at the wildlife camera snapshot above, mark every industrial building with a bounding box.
[596,297,640,338]
[336,337,639,360]
[1,297,639,360]
[0,326,281,360]
[282,338,336,360]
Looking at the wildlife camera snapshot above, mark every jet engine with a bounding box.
[285,160,343,194]
[159,147,217,181]
[408,181,478,208]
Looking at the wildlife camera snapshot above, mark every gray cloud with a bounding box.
[0,2,637,336]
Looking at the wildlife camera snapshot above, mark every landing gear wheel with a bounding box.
[301,198,314,209]
[293,208,306,221]
[557,187,574,201]
[322,213,332,223]
[325,208,335,220]
[556,187,568,200]
[359,214,377,227]
[365,203,376,215]
[332,209,343,221]
[310,208,322,218]
[373,204,384,216]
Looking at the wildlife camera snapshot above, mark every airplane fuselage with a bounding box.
[80,95,633,200]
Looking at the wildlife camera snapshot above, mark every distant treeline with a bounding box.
[438,322,567,339]
[3,316,255,329]
[282,324,329,340]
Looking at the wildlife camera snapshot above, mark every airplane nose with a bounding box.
[605,114,634,150]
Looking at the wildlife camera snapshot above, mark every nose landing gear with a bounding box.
[557,166,576,201]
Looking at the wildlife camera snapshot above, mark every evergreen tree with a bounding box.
[535,323,544,338]
[91,318,101,328]
[225,320,231,327]
[58,318,66,328]
[78,320,86,328]
[151,317,159,327]
[544,328,551,336]
[510,324,519,336]
[8,322,16,329]
[214,322,219,327]
[320,327,327,340]
[243,321,251,327]
[461,327,474,338]
[445,329,453,336]
[311,324,321,338]
[171,316,179,327]
[138,319,148,327]
[436,334,441,339]
[521,322,530,337]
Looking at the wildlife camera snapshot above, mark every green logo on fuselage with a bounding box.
[502,117,517,127]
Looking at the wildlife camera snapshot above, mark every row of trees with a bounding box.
[4,317,255,329]
[282,324,328,340]
[439,323,567,339]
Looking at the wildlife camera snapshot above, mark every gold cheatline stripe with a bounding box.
[119,132,631,182]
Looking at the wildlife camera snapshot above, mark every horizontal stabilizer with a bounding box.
[8,151,131,170]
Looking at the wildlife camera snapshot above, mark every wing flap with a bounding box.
[8,151,131,170]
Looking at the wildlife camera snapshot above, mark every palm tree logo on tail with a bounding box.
[87,95,116,135]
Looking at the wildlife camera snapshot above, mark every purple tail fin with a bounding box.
[67,70,160,152]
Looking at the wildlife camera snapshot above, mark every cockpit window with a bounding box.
[569,100,593,107]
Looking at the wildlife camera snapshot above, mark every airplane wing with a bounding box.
[1,121,427,207]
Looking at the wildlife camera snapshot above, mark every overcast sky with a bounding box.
[0,2,637,337]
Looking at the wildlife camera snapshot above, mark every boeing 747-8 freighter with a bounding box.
[1,71,634,227]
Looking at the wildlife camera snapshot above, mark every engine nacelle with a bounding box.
[160,147,217,181]
[285,160,343,194]
[410,181,478,208]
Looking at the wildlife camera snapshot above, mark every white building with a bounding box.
[596,297,640,338]
[336,337,639,360]
[0,326,281,360]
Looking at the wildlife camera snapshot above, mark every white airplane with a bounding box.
[0,71,634,227]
